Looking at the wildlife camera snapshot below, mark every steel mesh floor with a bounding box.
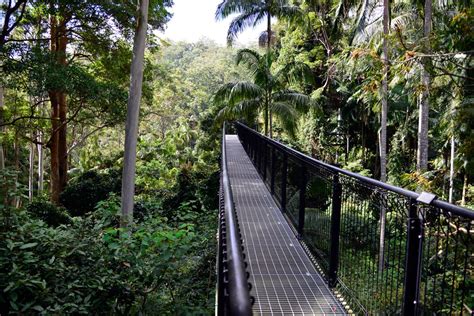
[226,135,346,315]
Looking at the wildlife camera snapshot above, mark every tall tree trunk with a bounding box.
[13,133,20,208]
[267,12,273,138]
[0,85,4,170]
[417,0,431,173]
[37,132,44,194]
[448,136,455,203]
[48,11,68,204]
[57,21,68,193]
[121,0,149,227]
[48,14,60,203]
[378,0,390,272]
[29,138,35,201]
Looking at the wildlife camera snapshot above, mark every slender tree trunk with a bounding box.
[417,0,431,173]
[121,0,149,227]
[380,0,389,183]
[448,136,455,203]
[57,21,68,193]
[37,132,44,194]
[264,101,268,136]
[461,173,467,206]
[29,138,35,201]
[267,12,273,138]
[48,14,60,203]
[378,0,390,272]
[13,134,20,208]
[0,85,4,170]
[48,91,60,203]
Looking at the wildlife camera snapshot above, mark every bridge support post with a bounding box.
[329,173,342,288]
[298,165,307,237]
[402,199,423,316]
[281,154,288,213]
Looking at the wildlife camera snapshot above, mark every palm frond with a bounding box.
[227,10,265,45]
[271,101,298,119]
[213,82,239,105]
[271,101,298,137]
[215,0,257,20]
[214,81,264,106]
[273,90,314,112]
[236,48,261,69]
[229,81,264,104]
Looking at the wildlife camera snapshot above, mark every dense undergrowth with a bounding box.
[0,126,220,315]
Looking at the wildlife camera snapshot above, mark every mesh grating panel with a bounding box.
[226,135,346,315]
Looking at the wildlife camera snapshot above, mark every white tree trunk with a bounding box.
[417,0,432,173]
[448,136,455,203]
[461,174,467,206]
[120,0,149,227]
[37,132,44,194]
[29,138,35,201]
[378,0,390,272]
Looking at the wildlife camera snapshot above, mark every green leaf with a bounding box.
[20,243,38,249]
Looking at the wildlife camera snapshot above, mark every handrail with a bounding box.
[235,121,474,219]
[217,122,252,316]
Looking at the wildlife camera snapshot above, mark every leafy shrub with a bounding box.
[0,205,215,315]
[26,199,71,227]
[60,169,121,216]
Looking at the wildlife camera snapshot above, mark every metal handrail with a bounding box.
[235,122,474,219]
[217,122,252,316]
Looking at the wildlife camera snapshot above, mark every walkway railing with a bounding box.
[235,122,473,315]
[217,123,252,316]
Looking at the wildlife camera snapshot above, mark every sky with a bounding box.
[161,0,265,45]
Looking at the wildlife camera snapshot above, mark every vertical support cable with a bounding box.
[271,147,276,194]
[298,165,307,237]
[402,199,423,315]
[281,153,288,213]
[329,172,342,288]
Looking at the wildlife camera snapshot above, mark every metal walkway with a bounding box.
[226,135,346,315]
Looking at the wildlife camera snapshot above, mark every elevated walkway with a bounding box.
[226,135,346,315]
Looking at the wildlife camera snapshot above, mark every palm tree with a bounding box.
[216,0,301,136]
[214,49,313,137]
[215,0,300,49]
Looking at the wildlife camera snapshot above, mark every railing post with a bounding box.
[298,165,307,237]
[402,199,423,316]
[329,172,342,288]
[271,147,276,194]
[281,153,288,213]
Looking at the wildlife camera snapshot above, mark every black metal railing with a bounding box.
[235,122,473,315]
[217,123,253,316]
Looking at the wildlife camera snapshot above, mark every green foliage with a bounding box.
[60,169,122,217]
[0,206,199,314]
[26,199,71,227]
